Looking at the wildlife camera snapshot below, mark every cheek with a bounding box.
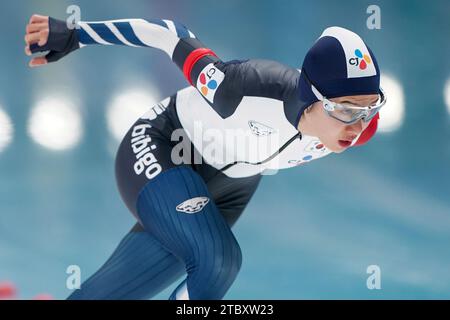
[314,108,345,144]
[320,112,345,137]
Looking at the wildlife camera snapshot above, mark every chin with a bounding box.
[332,148,346,154]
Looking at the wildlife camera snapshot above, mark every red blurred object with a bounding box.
[0,282,17,299]
[33,293,54,300]
[354,112,379,146]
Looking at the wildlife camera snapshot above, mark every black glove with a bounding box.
[29,17,80,63]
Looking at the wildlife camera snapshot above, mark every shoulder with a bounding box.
[216,58,300,100]
[218,58,299,81]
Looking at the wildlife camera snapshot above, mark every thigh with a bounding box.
[192,158,263,227]
[136,166,241,265]
[207,172,262,227]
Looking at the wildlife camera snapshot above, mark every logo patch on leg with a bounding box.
[176,197,210,214]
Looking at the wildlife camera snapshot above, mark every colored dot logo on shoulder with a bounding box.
[196,63,225,103]
[200,72,219,95]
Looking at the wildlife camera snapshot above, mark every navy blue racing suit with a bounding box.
[31,17,375,299]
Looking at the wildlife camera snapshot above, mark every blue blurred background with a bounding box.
[0,0,449,299]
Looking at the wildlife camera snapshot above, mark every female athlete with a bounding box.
[24,14,385,300]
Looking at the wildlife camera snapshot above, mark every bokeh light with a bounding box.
[28,96,83,151]
[378,74,405,133]
[0,106,13,152]
[106,86,160,142]
[444,78,450,116]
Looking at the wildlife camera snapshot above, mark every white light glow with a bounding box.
[444,78,450,115]
[28,96,83,150]
[107,87,159,142]
[0,107,13,152]
[378,74,405,133]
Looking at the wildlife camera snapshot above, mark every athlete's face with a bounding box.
[298,94,379,153]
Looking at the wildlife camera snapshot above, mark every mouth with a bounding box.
[338,140,352,148]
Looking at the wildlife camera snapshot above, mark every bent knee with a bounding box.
[193,239,242,289]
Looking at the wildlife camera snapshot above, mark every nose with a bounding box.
[346,119,363,134]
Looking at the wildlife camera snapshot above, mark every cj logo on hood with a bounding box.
[348,49,372,70]
[176,197,210,214]
[248,120,276,136]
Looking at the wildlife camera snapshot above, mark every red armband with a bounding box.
[182,48,218,85]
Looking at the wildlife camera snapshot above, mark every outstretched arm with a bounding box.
[24,14,303,121]
[24,14,221,87]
